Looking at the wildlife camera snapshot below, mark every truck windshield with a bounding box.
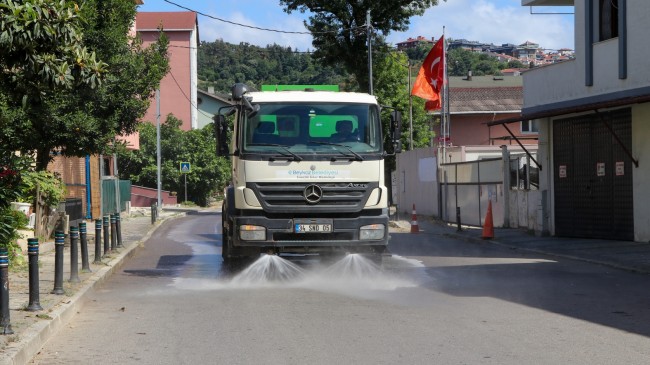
[242,102,382,156]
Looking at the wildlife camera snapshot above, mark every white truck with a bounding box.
[214,83,402,263]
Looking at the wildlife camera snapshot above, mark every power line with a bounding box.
[168,44,314,54]
[162,0,365,36]
[168,70,214,120]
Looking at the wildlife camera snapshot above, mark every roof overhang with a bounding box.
[487,86,650,127]
[522,0,573,6]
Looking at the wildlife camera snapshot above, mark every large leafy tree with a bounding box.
[0,0,106,100]
[280,0,442,92]
[1,0,106,247]
[117,115,230,207]
[0,0,169,170]
[197,40,349,93]
[374,51,433,151]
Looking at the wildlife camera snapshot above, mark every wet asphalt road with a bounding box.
[31,211,650,364]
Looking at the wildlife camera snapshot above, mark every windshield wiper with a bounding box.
[308,141,364,161]
[248,143,303,161]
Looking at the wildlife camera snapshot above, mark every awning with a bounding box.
[486,92,650,169]
[487,92,650,127]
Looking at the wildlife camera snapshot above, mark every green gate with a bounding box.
[102,179,131,214]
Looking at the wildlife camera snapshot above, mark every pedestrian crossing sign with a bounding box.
[180,162,191,173]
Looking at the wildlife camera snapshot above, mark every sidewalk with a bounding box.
[392,216,650,274]
[0,208,188,365]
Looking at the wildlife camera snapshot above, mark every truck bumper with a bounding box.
[230,209,389,254]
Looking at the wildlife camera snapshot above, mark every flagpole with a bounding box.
[441,26,447,164]
[408,59,413,150]
[444,29,450,163]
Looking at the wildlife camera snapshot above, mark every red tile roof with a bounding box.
[136,12,197,31]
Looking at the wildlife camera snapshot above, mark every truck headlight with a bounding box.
[239,225,266,240]
[360,224,385,240]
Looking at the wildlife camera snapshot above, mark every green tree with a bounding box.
[506,59,525,69]
[375,51,433,152]
[1,0,109,248]
[197,40,347,93]
[405,42,434,61]
[0,0,169,170]
[447,48,475,76]
[280,0,442,92]
[0,149,30,253]
[117,115,230,207]
[0,0,107,101]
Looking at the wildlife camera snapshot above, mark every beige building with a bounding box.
[489,0,650,241]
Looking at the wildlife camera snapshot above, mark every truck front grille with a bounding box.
[248,182,378,214]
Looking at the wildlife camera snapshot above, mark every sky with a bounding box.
[138,0,575,52]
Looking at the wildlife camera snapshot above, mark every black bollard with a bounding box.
[110,214,117,251]
[115,213,123,248]
[103,215,110,256]
[26,238,43,311]
[69,226,80,283]
[51,231,65,295]
[151,203,157,224]
[94,219,102,264]
[456,207,462,232]
[79,222,91,272]
[0,247,14,335]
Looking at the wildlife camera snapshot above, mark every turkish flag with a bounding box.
[411,35,445,110]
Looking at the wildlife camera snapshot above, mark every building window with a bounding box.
[599,0,618,41]
[521,120,539,134]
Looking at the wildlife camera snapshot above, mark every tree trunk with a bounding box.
[35,147,51,172]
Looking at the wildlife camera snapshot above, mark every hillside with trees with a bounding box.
[197,40,351,93]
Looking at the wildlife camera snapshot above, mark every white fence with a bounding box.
[395,147,542,232]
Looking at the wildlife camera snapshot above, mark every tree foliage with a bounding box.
[117,115,230,207]
[279,0,442,92]
[198,40,349,93]
[0,0,107,101]
[0,0,169,170]
[374,51,433,153]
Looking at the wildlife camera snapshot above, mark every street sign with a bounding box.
[180,162,191,173]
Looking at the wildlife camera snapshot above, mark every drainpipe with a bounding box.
[85,155,91,219]
[501,145,510,228]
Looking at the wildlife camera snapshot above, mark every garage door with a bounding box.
[553,108,633,240]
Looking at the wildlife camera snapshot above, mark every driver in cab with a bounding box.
[331,120,357,142]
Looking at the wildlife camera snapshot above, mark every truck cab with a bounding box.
[216,84,402,263]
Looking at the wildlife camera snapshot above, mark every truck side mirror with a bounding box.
[214,114,230,156]
[391,110,402,153]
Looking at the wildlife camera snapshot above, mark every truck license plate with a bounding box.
[294,219,332,233]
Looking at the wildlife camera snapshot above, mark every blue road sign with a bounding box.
[180,162,191,173]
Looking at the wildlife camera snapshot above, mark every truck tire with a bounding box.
[221,205,233,261]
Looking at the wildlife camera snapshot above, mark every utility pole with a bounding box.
[366,10,373,95]
[408,59,413,150]
[156,89,162,212]
[113,139,120,216]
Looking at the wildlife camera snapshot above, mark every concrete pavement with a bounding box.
[392,216,650,274]
[0,208,188,365]
[3,207,650,364]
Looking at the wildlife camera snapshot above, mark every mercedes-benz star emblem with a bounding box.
[303,184,323,204]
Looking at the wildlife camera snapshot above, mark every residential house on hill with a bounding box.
[448,39,489,53]
[516,40,540,64]
[396,36,435,51]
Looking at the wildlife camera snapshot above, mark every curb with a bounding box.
[1,213,183,365]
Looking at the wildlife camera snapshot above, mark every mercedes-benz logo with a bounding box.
[303,184,323,204]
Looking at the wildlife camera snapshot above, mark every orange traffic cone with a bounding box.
[482,200,494,239]
[410,204,420,233]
